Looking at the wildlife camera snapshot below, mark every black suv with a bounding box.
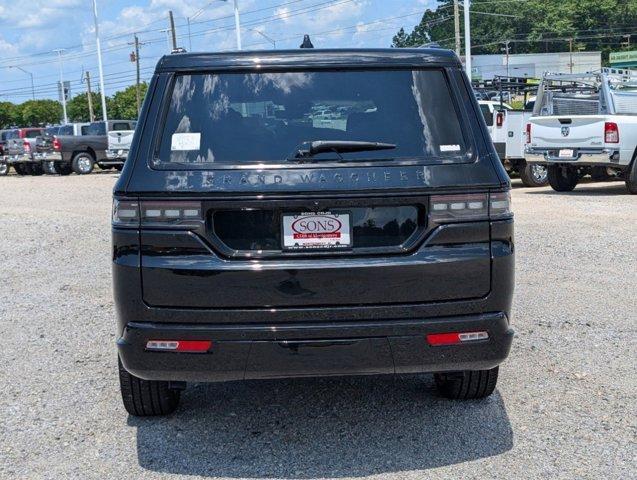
[113,48,514,416]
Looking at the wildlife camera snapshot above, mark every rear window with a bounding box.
[58,125,73,135]
[24,129,42,138]
[85,122,106,135]
[154,69,470,168]
[112,122,131,131]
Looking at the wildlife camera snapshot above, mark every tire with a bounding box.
[0,163,8,176]
[29,163,44,176]
[519,162,548,187]
[118,357,180,416]
[57,163,72,176]
[13,164,28,176]
[43,161,58,175]
[626,158,637,194]
[547,165,579,192]
[71,152,95,175]
[434,366,499,400]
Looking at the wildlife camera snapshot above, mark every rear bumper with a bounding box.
[5,154,35,164]
[105,149,128,161]
[525,147,619,165]
[33,151,62,161]
[118,312,514,382]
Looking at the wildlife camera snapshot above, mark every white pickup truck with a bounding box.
[105,123,137,169]
[479,100,547,187]
[525,70,637,193]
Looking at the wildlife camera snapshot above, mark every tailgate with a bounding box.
[140,196,492,309]
[529,115,606,149]
[108,131,134,150]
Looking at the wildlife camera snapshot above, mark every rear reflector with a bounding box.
[426,331,489,346]
[146,340,212,353]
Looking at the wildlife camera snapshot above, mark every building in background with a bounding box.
[464,51,602,81]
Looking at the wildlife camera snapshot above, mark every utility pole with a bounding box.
[169,11,178,51]
[464,0,471,78]
[502,40,511,77]
[84,71,95,122]
[568,38,574,73]
[453,0,460,56]
[53,49,68,124]
[129,35,141,115]
[92,0,108,122]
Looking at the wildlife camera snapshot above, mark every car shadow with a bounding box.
[130,375,513,478]
[524,182,628,196]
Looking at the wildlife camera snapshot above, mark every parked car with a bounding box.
[104,122,137,169]
[113,48,515,416]
[479,100,548,187]
[45,120,136,175]
[0,129,18,176]
[35,123,89,174]
[525,70,637,193]
[4,127,45,176]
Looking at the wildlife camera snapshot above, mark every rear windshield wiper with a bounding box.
[289,140,396,162]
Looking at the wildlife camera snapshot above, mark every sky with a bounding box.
[0,0,431,104]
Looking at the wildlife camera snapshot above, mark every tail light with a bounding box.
[604,122,619,143]
[429,191,512,223]
[146,340,212,353]
[495,111,504,127]
[525,123,531,144]
[112,199,204,227]
[52,137,62,151]
[23,140,31,153]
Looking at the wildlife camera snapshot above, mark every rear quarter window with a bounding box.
[152,68,471,168]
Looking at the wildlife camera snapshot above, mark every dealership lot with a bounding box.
[0,173,635,479]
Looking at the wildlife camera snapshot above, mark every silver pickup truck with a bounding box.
[525,69,637,193]
[105,122,137,168]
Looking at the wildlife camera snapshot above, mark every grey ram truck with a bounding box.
[39,120,136,175]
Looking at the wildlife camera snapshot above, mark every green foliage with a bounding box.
[19,100,63,126]
[109,83,148,120]
[0,101,21,128]
[392,0,637,63]
[1,82,148,127]
[67,92,105,122]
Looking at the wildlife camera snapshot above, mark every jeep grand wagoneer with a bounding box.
[113,48,514,416]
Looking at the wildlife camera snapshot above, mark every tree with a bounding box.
[109,83,148,120]
[67,92,109,122]
[0,102,20,128]
[392,0,637,62]
[19,100,62,126]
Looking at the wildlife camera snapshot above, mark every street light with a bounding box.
[52,49,68,124]
[184,0,242,51]
[9,66,35,101]
[187,1,215,51]
[250,28,276,49]
[92,0,108,122]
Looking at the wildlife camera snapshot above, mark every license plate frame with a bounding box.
[558,148,575,158]
[282,211,352,251]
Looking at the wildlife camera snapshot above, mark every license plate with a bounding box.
[559,149,574,158]
[282,212,351,250]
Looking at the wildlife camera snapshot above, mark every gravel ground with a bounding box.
[0,173,635,480]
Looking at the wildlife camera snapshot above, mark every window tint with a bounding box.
[155,69,469,167]
[24,129,42,138]
[479,104,494,126]
[85,122,106,135]
[81,126,90,135]
[112,122,131,131]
